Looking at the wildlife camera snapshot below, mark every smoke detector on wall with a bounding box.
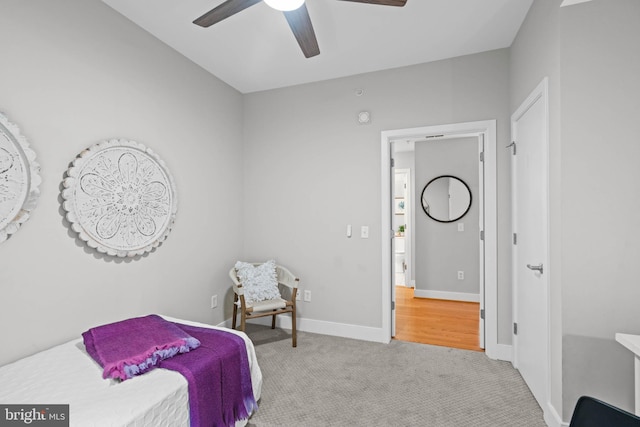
[358,111,371,124]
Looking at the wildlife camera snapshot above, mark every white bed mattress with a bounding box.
[0,316,262,427]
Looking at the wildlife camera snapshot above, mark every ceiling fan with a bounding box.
[193,0,407,58]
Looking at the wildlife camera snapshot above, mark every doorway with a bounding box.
[381,120,500,359]
[392,136,482,351]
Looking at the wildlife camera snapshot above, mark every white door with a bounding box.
[511,78,549,409]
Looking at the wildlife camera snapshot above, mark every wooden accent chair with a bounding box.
[230,263,299,347]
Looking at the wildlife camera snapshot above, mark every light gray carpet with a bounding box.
[241,325,546,427]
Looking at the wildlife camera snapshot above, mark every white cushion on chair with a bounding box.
[247,298,287,312]
[234,260,281,304]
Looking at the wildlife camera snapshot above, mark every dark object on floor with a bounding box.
[569,396,640,426]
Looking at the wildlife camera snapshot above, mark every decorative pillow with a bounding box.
[234,260,281,304]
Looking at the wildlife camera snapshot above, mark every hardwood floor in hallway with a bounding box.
[393,286,483,352]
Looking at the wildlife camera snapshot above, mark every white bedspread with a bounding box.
[0,316,262,427]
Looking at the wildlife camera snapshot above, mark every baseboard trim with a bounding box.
[216,319,232,328]
[222,315,389,344]
[413,289,480,303]
[545,402,567,427]
[486,343,512,362]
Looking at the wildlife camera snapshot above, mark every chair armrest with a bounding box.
[233,282,245,296]
[276,265,299,289]
[229,268,246,296]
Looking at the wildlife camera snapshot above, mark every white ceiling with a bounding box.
[102,0,534,94]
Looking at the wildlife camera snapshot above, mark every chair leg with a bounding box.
[232,298,238,329]
[271,313,276,329]
[240,311,246,332]
[292,309,297,348]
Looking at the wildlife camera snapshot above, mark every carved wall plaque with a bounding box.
[62,139,177,257]
[0,112,41,243]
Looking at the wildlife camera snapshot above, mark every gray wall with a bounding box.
[511,0,640,421]
[414,138,480,296]
[0,0,245,366]
[559,0,640,418]
[510,0,563,418]
[242,49,513,340]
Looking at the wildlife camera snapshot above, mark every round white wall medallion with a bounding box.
[62,139,177,258]
[0,112,41,244]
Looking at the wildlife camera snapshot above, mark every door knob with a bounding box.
[526,263,544,274]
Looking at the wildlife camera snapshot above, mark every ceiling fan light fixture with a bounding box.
[264,0,305,12]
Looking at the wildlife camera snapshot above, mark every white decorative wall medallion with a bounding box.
[62,139,177,257]
[0,112,41,244]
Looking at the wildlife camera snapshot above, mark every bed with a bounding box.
[0,315,262,427]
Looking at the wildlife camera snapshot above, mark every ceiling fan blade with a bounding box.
[283,4,320,58]
[193,0,262,27]
[338,0,407,6]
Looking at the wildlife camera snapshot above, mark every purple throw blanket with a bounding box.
[82,314,201,381]
[161,323,258,427]
[83,315,257,427]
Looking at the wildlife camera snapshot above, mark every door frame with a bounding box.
[380,120,499,359]
[510,77,551,413]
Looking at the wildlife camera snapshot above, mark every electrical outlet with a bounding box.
[304,290,311,302]
[457,271,464,280]
[296,290,302,301]
[211,295,218,308]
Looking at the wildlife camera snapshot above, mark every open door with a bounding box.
[478,135,486,349]
[390,146,397,337]
[393,169,411,287]
[391,167,412,337]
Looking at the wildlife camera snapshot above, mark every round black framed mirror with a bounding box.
[420,175,472,223]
